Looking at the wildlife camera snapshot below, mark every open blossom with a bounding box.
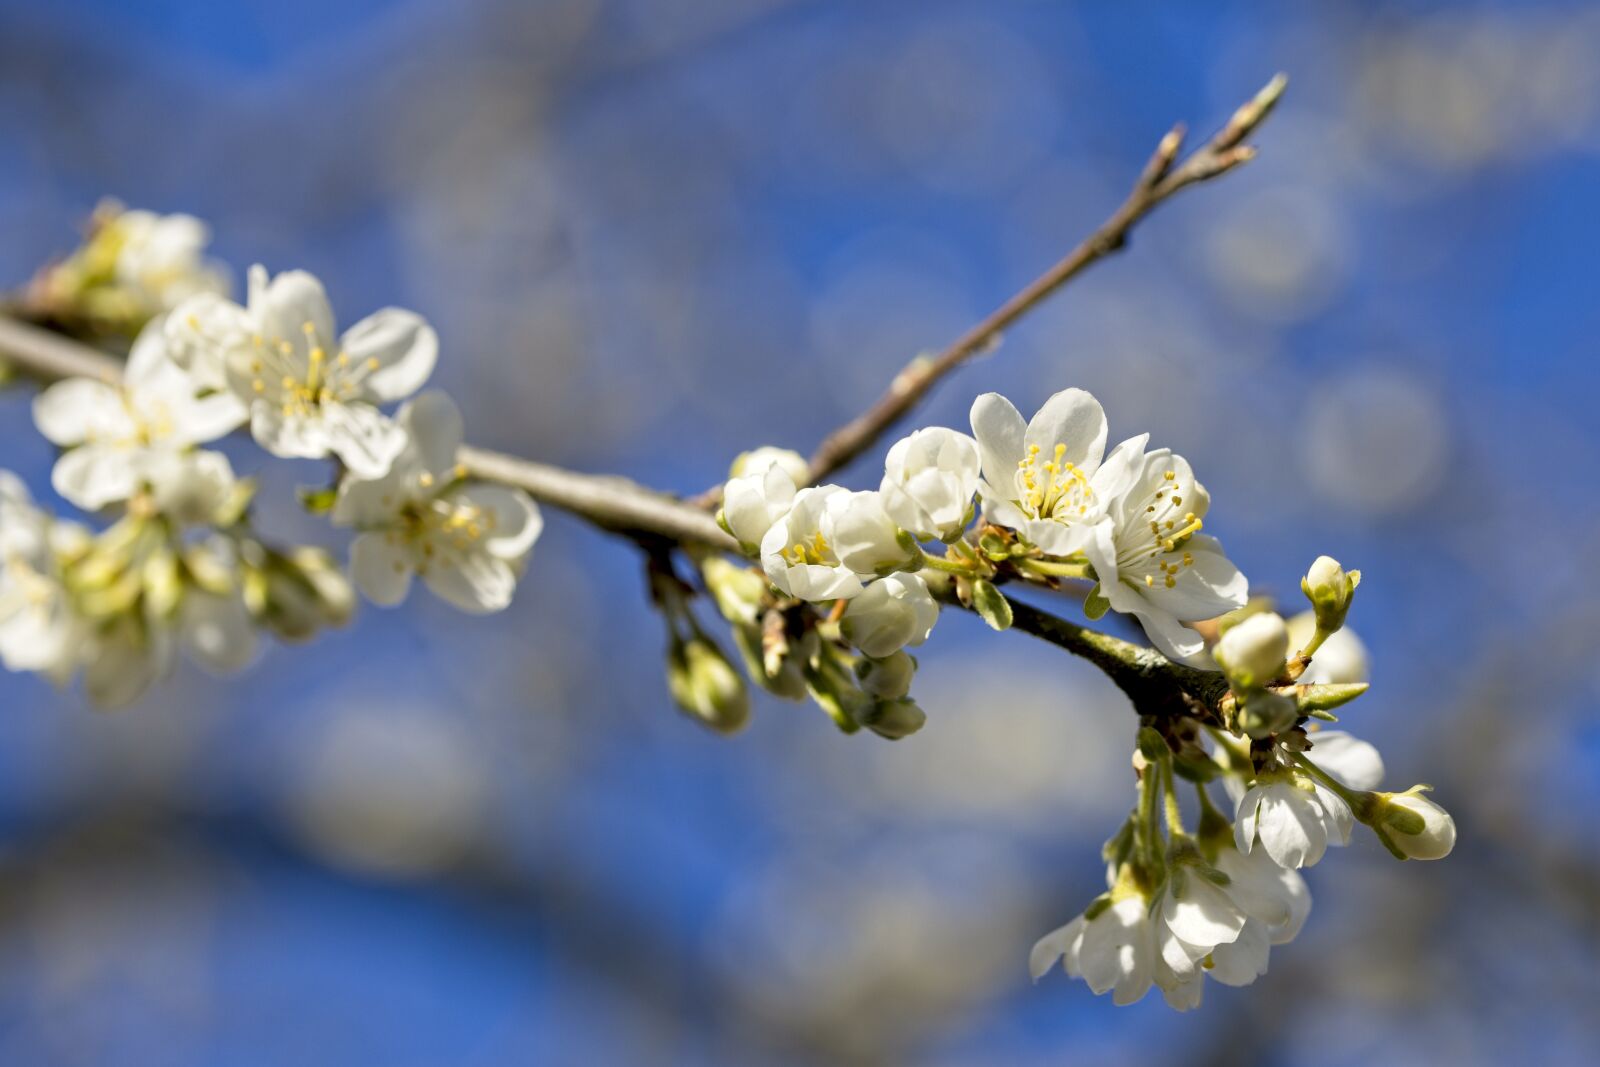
[1087,444,1248,665]
[761,488,915,601]
[332,391,542,613]
[841,572,938,658]
[108,209,229,312]
[722,454,800,550]
[167,266,437,477]
[0,473,86,682]
[1235,770,1352,869]
[1030,895,1156,1006]
[969,388,1139,557]
[879,426,980,541]
[1156,863,1248,985]
[32,321,245,510]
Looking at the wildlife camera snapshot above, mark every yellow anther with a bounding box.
[302,321,317,335]
[453,464,468,480]
[1164,575,1176,588]
[252,380,265,393]
[1164,470,1176,481]
[1144,575,1154,587]
[419,472,435,488]
[366,358,380,370]
[281,375,296,388]
[310,347,325,362]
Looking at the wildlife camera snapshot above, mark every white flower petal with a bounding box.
[342,308,438,403]
[1023,387,1108,473]
[422,551,517,613]
[397,390,465,474]
[33,379,132,446]
[1208,918,1271,987]
[969,393,1028,485]
[251,268,336,356]
[51,444,140,511]
[453,484,543,560]
[320,402,408,479]
[1306,730,1385,791]
[1029,916,1085,981]
[250,403,332,463]
[350,532,413,606]
[182,591,258,673]
[1163,873,1246,948]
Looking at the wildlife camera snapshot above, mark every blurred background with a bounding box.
[1,0,1598,1063]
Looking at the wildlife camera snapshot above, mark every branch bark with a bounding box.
[800,73,1286,486]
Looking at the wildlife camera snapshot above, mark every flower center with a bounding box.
[784,530,833,567]
[1014,443,1093,521]
[243,320,382,418]
[1122,470,1203,589]
[398,487,496,565]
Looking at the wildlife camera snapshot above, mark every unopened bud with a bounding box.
[1237,689,1298,739]
[1212,611,1288,692]
[1301,555,1359,635]
[667,636,750,735]
[729,446,809,485]
[700,556,767,626]
[731,623,806,700]
[1368,788,1455,861]
[855,649,915,700]
[858,697,926,740]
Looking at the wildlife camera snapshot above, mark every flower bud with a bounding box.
[1212,611,1288,692]
[1237,689,1298,739]
[731,622,806,700]
[700,557,767,626]
[858,697,926,740]
[667,636,750,734]
[1301,555,1359,634]
[722,463,798,552]
[840,572,939,658]
[1370,789,1455,860]
[855,649,915,700]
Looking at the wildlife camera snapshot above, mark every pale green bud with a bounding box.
[1368,788,1455,861]
[700,556,767,626]
[668,636,750,735]
[1212,611,1289,692]
[1237,689,1298,739]
[731,622,806,700]
[858,697,926,740]
[855,650,915,700]
[1301,555,1359,634]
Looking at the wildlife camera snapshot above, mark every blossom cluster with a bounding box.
[1,207,543,706]
[696,392,1454,1009]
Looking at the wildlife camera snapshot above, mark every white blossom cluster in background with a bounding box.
[1,206,543,707]
[3,204,1456,1013]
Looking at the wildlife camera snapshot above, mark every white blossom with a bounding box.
[0,473,86,681]
[332,392,541,613]
[879,426,980,541]
[33,320,245,511]
[108,209,229,312]
[1156,865,1248,983]
[761,488,914,600]
[841,572,938,657]
[1086,443,1248,665]
[729,446,808,485]
[722,461,798,550]
[1213,839,1312,945]
[1030,895,1156,1006]
[1234,770,1352,869]
[969,388,1138,557]
[167,266,437,477]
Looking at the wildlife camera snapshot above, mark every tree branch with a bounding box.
[799,73,1286,486]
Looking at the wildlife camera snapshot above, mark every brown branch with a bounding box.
[799,73,1286,486]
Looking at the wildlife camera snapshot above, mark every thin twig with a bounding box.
[798,73,1286,486]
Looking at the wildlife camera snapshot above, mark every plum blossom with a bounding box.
[1030,894,1157,1006]
[332,391,542,613]
[167,266,437,477]
[1087,443,1248,665]
[841,572,938,658]
[1234,769,1352,869]
[32,320,245,511]
[761,488,915,601]
[969,388,1139,557]
[108,209,229,312]
[879,426,980,541]
[0,472,87,681]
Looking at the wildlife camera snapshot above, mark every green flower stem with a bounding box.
[1136,757,1164,874]
[1159,755,1186,838]
[1015,557,1093,580]
[1290,751,1374,819]
[920,552,980,576]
